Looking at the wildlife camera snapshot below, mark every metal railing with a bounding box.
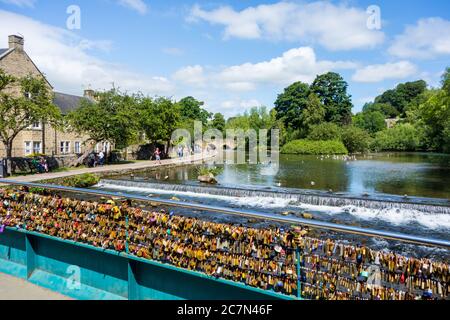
[1,179,449,249]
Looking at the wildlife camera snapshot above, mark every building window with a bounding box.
[74,141,81,154]
[32,142,42,154]
[60,141,70,154]
[25,141,32,155]
[32,122,41,129]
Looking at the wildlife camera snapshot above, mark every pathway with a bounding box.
[0,273,70,300]
[1,153,214,184]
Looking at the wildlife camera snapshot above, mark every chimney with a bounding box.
[9,35,24,51]
[84,89,95,100]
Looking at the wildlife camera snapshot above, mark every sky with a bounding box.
[0,0,449,117]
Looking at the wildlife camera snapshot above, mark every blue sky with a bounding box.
[0,0,449,117]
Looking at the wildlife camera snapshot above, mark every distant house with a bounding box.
[0,35,108,158]
[385,118,400,129]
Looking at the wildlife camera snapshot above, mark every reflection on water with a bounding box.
[113,152,450,199]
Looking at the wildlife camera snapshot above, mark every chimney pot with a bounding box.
[8,35,24,51]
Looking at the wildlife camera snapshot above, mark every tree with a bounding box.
[374,80,427,116]
[68,89,141,152]
[311,72,353,125]
[274,81,310,131]
[211,113,226,132]
[341,126,371,153]
[373,123,425,151]
[178,96,211,126]
[353,111,387,135]
[307,122,341,141]
[362,102,399,118]
[0,69,61,172]
[139,96,181,152]
[300,93,325,131]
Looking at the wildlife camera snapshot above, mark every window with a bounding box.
[32,142,41,154]
[74,141,81,154]
[60,141,70,154]
[32,122,41,129]
[24,141,32,155]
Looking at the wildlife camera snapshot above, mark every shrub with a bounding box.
[341,126,372,153]
[307,122,342,141]
[372,123,424,151]
[353,111,387,135]
[281,139,348,155]
[59,173,100,188]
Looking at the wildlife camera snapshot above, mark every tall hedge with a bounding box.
[281,139,348,155]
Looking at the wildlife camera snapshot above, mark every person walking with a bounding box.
[154,148,162,164]
[98,151,105,166]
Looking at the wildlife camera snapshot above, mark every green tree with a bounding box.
[178,96,211,126]
[211,113,226,132]
[311,72,353,125]
[274,81,310,131]
[139,96,182,152]
[373,123,424,151]
[0,70,61,170]
[374,80,427,116]
[353,111,387,135]
[307,122,341,141]
[362,102,399,118]
[341,126,371,153]
[68,89,140,151]
[300,93,325,131]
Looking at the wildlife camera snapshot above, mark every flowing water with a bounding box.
[94,152,450,259]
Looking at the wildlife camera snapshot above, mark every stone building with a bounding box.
[0,35,103,158]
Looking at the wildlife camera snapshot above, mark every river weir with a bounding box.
[98,179,450,215]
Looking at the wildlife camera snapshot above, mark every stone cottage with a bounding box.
[0,34,109,159]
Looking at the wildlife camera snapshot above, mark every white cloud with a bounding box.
[0,0,35,8]
[217,47,357,87]
[173,65,206,86]
[117,0,148,15]
[389,18,450,59]
[0,10,172,95]
[352,61,417,83]
[188,2,385,51]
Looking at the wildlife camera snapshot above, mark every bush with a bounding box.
[341,126,372,153]
[281,139,348,155]
[59,173,100,188]
[353,111,387,135]
[372,123,424,151]
[307,122,342,141]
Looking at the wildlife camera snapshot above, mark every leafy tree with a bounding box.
[341,126,371,153]
[274,81,310,131]
[307,122,341,141]
[139,96,182,152]
[373,123,425,151]
[68,89,140,151]
[353,111,386,135]
[0,70,61,170]
[300,93,325,131]
[311,72,353,125]
[211,113,226,132]
[362,102,399,118]
[374,80,427,116]
[178,96,211,126]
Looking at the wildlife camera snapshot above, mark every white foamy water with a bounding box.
[96,183,450,231]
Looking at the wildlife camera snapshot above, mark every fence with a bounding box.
[0,179,449,300]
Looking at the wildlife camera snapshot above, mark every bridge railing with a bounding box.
[0,179,449,300]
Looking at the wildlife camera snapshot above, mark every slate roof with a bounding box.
[53,92,91,115]
[0,48,11,59]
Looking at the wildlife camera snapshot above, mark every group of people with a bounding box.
[87,151,105,168]
[0,188,448,300]
[30,157,49,173]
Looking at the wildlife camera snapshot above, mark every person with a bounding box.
[177,146,183,158]
[40,157,49,173]
[87,153,96,168]
[154,148,162,164]
[98,151,105,166]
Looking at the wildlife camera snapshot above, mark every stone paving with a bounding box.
[1,153,214,184]
[0,273,71,300]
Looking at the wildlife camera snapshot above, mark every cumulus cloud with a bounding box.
[0,0,35,7]
[389,18,450,59]
[352,61,417,83]
[188,1,385,51]
[173,65,206,86]
[117,0,148,15]
[0,10,172,95]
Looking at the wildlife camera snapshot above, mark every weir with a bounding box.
[99,179,450,214]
